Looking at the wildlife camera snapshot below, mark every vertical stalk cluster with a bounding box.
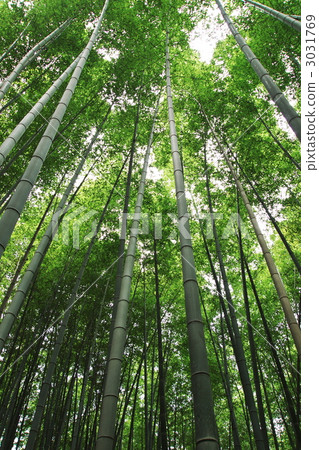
[0,20,71,101]
[205,114,301,355]
[25,147,125,449]
[201,148,265,449]
[0,54,81,166]
[165,33,219,449]
[0,108,112,353]
[0,0,110,258]
[96,99,159,449]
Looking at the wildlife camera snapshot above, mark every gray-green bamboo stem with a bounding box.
[26,136,123,449]
[204,113,301,355]
[0,108,111,353]
[215,0,301,141]
[243,0,301,32]
[0,20,70,101]
[0,0,110,258]
[229,147,301,274]
[96,98,159,450]
[71,282,110,450]
[0,54,81,166]
[165,33,219,449]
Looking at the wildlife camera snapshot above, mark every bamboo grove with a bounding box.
[0,0,301,448]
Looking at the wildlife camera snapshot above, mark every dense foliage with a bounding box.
[0,0,300,448]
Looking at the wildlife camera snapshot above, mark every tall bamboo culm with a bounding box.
[96,99,159,450]
[243,0,301,32]
[0,20,70,101]
[165,32,219,449]
[0,0,110,259]
[215,0,301,141]
[203,111,301,356]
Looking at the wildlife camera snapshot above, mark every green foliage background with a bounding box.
[0,0,300,447]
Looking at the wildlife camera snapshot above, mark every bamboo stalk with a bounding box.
[215,0,301,141]
[0,20,71,101]
[164,33,219,449]
[96,98,159,449]
[243,0,301,32]
[204,111,301,355]
[0,0,110,258]
[0,54,81,166]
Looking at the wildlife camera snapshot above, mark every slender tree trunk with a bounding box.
[257,358,280,450]
[271,380,295,448]
[201,294,241,449]
[201,146,264,449]
[143,268,149,450]
[70,282,110,450]
[215,0,301,141]
[236,205,269,449]
[154,238,169,450]
[165,33,219,449]
[114,346,145,448]
[226,146,301,273]
[243,0,301,32]
[204,113,301,355]
[0,54,81,166]
[54,367,77,449]
[127,362,142,449]
[96,97,159,449]
[0,107,112,353]
[148,338,156,449]
[0,20,71,101]
[0,353,37,449]
[244,257,300,446]
[0,0,110,257]
[257,115,300,170]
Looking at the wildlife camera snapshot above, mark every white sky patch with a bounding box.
[146,148,163,182]
[96,47,120,61]
[189,6,230,63]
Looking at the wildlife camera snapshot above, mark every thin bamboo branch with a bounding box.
[0,20,32,64]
